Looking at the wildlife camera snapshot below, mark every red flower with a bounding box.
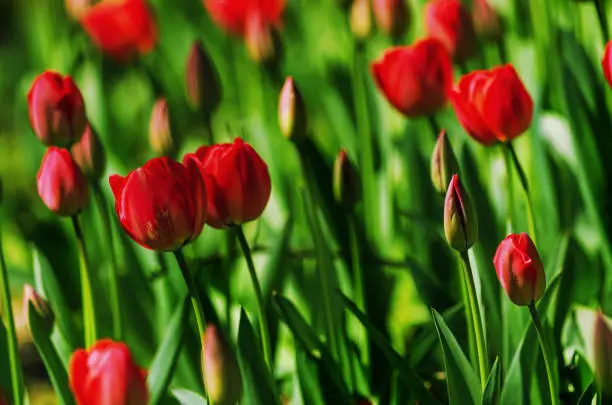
[183,138,271,229]
[69,339,148,405]
[80,0,158,61]
[371,38,453,117]
[71,125,106,181]
[450,64,533,146]
[28,71,87,147]
[109,157,207,251]
[472,0,502,42]
[372,0,410,38]
[424,0,476,62]
[602,40,612,89]
[37,147,89,217]
[493,233,545,306]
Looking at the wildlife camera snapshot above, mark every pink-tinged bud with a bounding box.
[493,233,545,306]
[202,325,243,405]
[27,71,87,147]
[149,98,176,156]
[372,0,410,39]
[444,175,477,252]
[185,41,222,114]
[334,149,361,209]
[37,147,89,216]
[245,14,274,63]
[278,77,307,142]
[71,125,106,181]
[350,0,372,40]
[23,284,54,335]
[472,0,502,42]
[431,130,460,194]
[594,312,612,395]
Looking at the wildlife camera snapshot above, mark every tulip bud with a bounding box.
[493,233,545,306]
[23,284,54,335]
[71,125,106,181]
[472,0,502,42]
[65,0,92,19]
[278,77,307,142]
[431,130,460,194]
[149,98,176,157]
[594,312,612,395]
[245,13,274,63]
[372,0,410,39]
[202,325,243,405]
[444,174,477,252]
[185,41,222,115]
[350,0,372,40]
[333,149,361,209]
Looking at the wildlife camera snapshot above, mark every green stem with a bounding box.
[594,0,610,45]
[347,213,368,368]
[503,145,515,233]
[92,182,122,341]
[459,259,477,372]
[0,230,24,405]
[427,115,441,140]
[234,225,272,367]
[507,142,536,244]
[528,303,558,405]
[173,250,207,337]
[71,215,97,348]
[460,251,488,388]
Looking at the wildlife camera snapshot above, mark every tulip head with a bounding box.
[350,0,372,40]
[603,41,612,90]
[444,175,478,252]
[333,149,361,209]
[149,98,176,157]
[202,325,243,405]
[372,0,410,39]
[424,0,477,62]
[185,41,222,115]
[71,125,106,181]
[23,284,54,336]
[472,0,502,42]
[431,130,460,194]
[278,77,307,142]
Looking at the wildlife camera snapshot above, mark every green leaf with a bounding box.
[431,309,481,405]
[577,381,596,405]
[28,301,75,405]
[339,292,439,405]
[483,357,503,405]
[148,296,190,405]
[172,389,207,405]
[0,320,13,402]
[237,309,282,405]
[295,349,325,405]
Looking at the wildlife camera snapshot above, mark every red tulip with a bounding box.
[183,138,271,229]
[28,71,87,147]
[37,147,89,217]
[494,233,545,306]
[71,125,106,181]
[109,157,207,251]
[80,0,158,61]
[69,339,148,405]
[424,0,476,62]
[450,64,533,146]
[371,38,453,117]
[372,0,410,38]
[472,0,502,42]
[602,40,612,89]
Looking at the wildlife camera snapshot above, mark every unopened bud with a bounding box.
[373,0,410,39]
[278,77,307,142]
[444,174,477,252]
[185,41,222,115]
[203,325,243,405]
[333,149,361,209]
[594,312,612,395]
[149,98,175,156]
[431,130,460,194]
[65,0,92,19]
[472,0,502,42]
[23,284,54,335]
[245,14,274,63]
[350,0,372,40]
[71,125,106,181]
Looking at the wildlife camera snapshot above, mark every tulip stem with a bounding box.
[507,142,537,244]
[92,182,122,341]
[594,0,610,45]
[71,215,97,348]
[460,251,488,388]
[173,249,207,337]
[528,303,558,405]
[0,227,25,405]
[347,213,368,368]
[234,225,272,367]
[503,145,514,232]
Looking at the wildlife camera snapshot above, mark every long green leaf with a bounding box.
[296,349,325,405]
[577,381,596,405]
[483,357,503,405]
[172,389,207,405]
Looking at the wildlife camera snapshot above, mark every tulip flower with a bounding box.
[71,125,106,181]
[69,340,148,405]
[372,0,410,39]
[65,0,92,19]
[278,77,307,142]
[183,138,271,229]
[27,71,87,147]
[23,284,54,335]
[450,64,533,146]
[350,0,372,40]
[424,0,476,62]
[37,147,89,217]
[602,41,612,89]
[371,38,453,117]
[333,149,361,209]
[185,41,222,115]
[109,157,207,251]
[202,325,243,405]
[594,312,612,396]
[431,130,460,194]
[444,174,477,252]
[494,233,545,306]
[149,98,175,157]
[472,0,502,42]
[80,0,158,61]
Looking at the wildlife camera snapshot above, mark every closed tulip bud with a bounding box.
[245,14,274,63]
[444,175,477,252]
[149,98,176,156]
[202,325,243,405]
[37,147,89,216]
[472,0,502,42]
[350,0,372,40]
[493,233,545,306]
[431,130,460,194]
[594,312,612,395]
[425,0,477,62]
[373,0,410,39]
[602,41,612,89]
[71,125,106,181]
[28,71,87,147]
[185,41,222,115]
[23,284,54,335]
[278,77,307,142]
[334,149,361,209]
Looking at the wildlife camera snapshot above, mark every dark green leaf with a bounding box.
[483,357,502,405]
[577,381,596,405]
